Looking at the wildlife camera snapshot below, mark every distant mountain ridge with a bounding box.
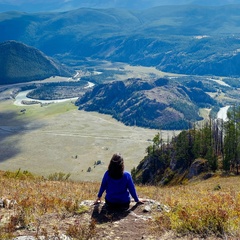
[1,5,240,77]
[0,41,72,84]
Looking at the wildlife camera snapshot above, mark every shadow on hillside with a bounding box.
[0,110,44,163]
[91,202,140,224]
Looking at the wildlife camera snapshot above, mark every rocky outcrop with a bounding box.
[9,199,170,240]
[133,127,218,185]
[187,158,209,179]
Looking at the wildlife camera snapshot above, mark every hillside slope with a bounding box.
[0,40,73,84]
[0,169,239,239]
[75,78,217,130]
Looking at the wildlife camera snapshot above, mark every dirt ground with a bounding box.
[5,200,223,240]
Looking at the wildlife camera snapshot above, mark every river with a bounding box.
[217,106,230,121]
[14,81,95,106]
[14,90,78,106]
[14,83,231,123]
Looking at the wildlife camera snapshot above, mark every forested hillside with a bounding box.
[133,106,240,184]
[0,41,72,84]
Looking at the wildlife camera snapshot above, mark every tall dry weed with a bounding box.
[1,170,240,238]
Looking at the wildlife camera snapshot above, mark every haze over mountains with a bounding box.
[1,0,240,12]
[1,5,240,77]
[1,2,240,129]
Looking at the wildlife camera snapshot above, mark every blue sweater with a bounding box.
[97,171,139,203]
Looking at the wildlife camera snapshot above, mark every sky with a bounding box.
[0,0,240,12]
[0,0,76,12]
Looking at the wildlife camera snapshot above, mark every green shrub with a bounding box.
[47,172,71,181]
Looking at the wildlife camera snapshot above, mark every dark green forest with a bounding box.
[133,106,240,185]
[26,81,88,100]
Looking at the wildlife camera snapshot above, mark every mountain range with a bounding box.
[1,4,240,129]
[1,5,240,77]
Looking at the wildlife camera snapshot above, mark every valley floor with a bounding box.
[0,98,166,181]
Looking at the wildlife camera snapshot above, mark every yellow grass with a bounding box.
[0,170,240,239]
[138,176,240,238]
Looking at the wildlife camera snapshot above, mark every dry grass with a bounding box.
[0,99,163,182]
[0,170,99,239]
[138,175,240,238]
[1,170,240,239]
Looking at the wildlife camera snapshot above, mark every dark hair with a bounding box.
[108,153,124,179]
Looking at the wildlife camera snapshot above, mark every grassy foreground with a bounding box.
[0,170,240,239]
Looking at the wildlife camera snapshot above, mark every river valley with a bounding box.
[0,63,234,182]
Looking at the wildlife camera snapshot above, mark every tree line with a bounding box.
[133,106,240,184]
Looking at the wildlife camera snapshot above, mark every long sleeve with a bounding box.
[97,171,139,204]
[126,172,139,202]
[97,171,108,198]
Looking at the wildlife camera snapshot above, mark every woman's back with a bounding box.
[95,153,141,209]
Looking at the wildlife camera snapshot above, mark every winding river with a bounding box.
[14,90,78,106]
[14,83,230,123]
[14,81,95,106]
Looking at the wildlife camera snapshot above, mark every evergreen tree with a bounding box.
[134,106,240,184]
[224,106,240,173]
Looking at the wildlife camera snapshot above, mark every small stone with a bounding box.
[157,204,171,213]
[0,198,3,208]
[13,234,72,240]
[143,205,151,212]
[13,237,36,240]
